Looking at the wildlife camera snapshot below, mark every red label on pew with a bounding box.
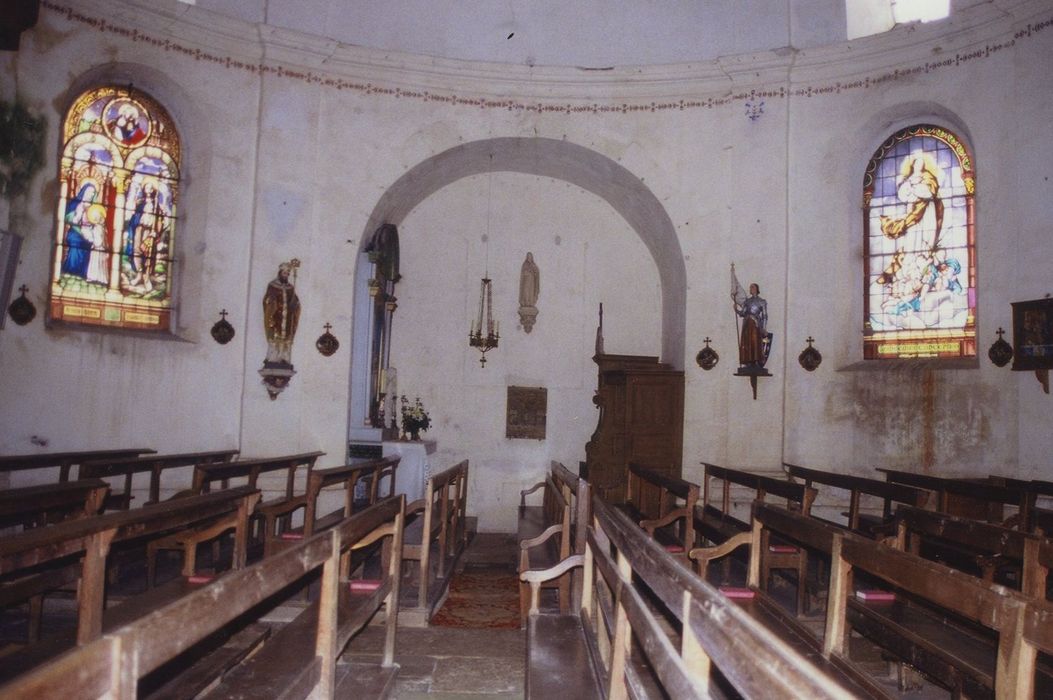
[349,579,381,594]
[768,544,798,553]
[719,587,756,599]
[280,532,304,541]
[187,574,215,584]
[855,590,895,602]
[664,544,685,554]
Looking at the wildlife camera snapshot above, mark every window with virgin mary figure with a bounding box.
[863,124,976,359]
[49,86,180,331]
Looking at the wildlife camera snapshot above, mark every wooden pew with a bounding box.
[192,450,324,549]
[894,504,1052,599]
[518,461,585,623]
[0,448,155,484]
[400,460,469,625]
[0,487,260,681]
[520,494,858,699]
[876,467,1035,532]
[831,523,1053,698]
[687,504,896,698]
[0,495,406,700]
[712,502,1053,699]
[623,462,697,555]
[0,479,110,643]
[0,478,109,530]
[989,475,1053,534]
[783,462,928,537]
[264,456,400,556]
[78,449,238,510]
[696,462,816,614]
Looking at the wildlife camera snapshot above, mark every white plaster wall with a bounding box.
[1,0,1050,522]
[389,173,661,531]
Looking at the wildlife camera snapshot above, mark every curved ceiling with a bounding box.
[194,0,859,67]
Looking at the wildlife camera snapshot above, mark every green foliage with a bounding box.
[0,99,46,198]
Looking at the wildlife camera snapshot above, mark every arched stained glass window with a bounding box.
[863,124,976,359]
[49,86,180,331]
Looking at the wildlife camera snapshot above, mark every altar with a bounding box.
[382,439,436,502]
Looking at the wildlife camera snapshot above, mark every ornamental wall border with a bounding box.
[38,0,1053,115]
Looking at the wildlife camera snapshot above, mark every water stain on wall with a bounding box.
[825,366,994,472]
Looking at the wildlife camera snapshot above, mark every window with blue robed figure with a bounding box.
[49,86,180,331]
[863,125,976,360]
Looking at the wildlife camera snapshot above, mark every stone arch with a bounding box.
[359,137,686,367]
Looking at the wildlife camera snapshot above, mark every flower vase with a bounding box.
[409,427,421,441]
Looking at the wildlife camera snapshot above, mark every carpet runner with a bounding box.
[430,566,521,629]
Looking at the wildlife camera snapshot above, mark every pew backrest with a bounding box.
[0,478,109,530]
[702,462,816,515]
[0,448,156,483]
[877,467,1035,530]
[894,503,1051,599]
[192,451,324,496]
[784,462,928,532]
[79,449,239,509]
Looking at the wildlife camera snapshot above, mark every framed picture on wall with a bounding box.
[1011,297,1053,371]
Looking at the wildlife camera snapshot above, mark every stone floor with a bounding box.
[344,532,525,699]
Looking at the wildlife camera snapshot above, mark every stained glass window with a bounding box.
[863,125,976,359]
[49,86,180,331]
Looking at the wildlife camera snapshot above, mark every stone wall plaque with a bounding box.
[506,386,547,440]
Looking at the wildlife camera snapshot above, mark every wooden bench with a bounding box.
[877,467,1035,532]
[0,495,406,700]
[687,503,897,698]
[78,449,238,510]
[783,462,928,537]
[0,478,109,531]
[518,461,586,623]
[831,520,1053,698]
[696,462,816,614]
[264,456,400,556]
[0,487,260,682]
[192,450,324,550]
[894,503,1052,600]
[0,479,110,642]
[712,501,1053,698]
[400,460,469,625]
[521,494,859,699]
[0,448,155,484]
[623,462,697,556]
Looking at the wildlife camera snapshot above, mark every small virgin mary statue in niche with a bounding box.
[518,252,540,333]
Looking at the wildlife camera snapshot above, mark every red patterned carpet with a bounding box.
[430,567,521,629]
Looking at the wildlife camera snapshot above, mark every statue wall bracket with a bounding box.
[734,365,771,400]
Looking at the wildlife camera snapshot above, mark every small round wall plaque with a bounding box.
[210,309,235,345]
[695,337,719,371]
[7,285,36,326]
[798,336,822,372]
[988,327,1013,368]
[316,323,339,357]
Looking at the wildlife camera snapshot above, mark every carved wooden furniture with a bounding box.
[583,353,684,513]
